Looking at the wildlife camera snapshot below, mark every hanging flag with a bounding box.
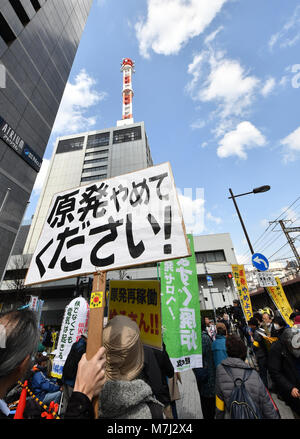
[160,234,202,372]
[231,264,253,321]
[266,277,294,327]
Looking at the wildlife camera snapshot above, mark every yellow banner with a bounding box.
[231,264,253,321]
[266,277,294,327]
[108,280,162,349]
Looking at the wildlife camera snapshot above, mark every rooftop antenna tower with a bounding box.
[117,58,135,127]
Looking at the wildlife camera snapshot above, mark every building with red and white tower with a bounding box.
[117,57,135,127]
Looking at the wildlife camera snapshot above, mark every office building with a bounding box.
[0,0,93,282]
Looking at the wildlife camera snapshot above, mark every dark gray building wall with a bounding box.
[0,0,93,281]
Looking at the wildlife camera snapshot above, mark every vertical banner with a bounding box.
[267,277,294,327]
[108,280,162,349]
[231,264,253,321]
[160,234,202,372]
[51,297,89,378]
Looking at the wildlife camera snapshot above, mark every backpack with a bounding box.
[223,366,262,419]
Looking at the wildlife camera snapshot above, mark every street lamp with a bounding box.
[228,186,271,255]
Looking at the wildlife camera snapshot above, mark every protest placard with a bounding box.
[51,297,89,379]
[24,162,190,286]
[231,264,253,321]
[108,279,162,349]
[160,234,202,372]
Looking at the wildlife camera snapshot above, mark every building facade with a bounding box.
[0,0,93,282]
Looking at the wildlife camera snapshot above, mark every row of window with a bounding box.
[84,157,108,165]
[86,133,110,149]
[0,0,42,46]
[85,149,109,157]
[81,174,107,183]
[82,165,107,174]
[195,250,226,263]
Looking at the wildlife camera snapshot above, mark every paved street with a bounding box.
[176,369,295,419]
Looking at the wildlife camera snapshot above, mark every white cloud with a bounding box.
[190,119,206,130]
[206,212,222,224]
[52,69,107,135]
[280,126,300,162]
[32,159,50,195]
[186,49,260,120]
[269,5,300,51]
[177,191,205,235]
[261,77,276,97]
[135,0,228,58]
[217,121,267,159]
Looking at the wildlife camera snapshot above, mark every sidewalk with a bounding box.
[175,368,295,419]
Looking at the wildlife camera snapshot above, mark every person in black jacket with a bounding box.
[268,326,300,417]
[248,317,269,388]
[62,333,87,408]
[64,346,106,419]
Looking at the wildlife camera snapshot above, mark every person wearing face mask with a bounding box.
[268,317,300,418]
[262,312,276,337]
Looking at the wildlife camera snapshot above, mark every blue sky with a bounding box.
[25,0,300,269]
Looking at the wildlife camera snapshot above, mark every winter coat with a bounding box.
[42,331,52,348]
[64,392,94,419]
[268,336,300,412]
[30,366,60,401]
[212,335,227,367]
[215,357,280,419]
[193,331,216,398]
[252,328,269,364]
[98,379,164,419]
[143,345,172,406]
[62,336,86,387]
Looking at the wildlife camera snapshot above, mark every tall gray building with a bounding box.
[24,121,153,254]
[0,0,93,282]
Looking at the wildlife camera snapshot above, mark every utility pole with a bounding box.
[269,220,300,269]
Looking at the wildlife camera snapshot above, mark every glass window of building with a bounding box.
[86,133,110,149]
[81,174,107,182]
[0,13,17,45]
[113,126,142,144]
[84,157,108,164]
[82,166,107,173]
[9,0,30,26]
[195,250,226,263]
[56,137,84,154]
[85,149,109,157]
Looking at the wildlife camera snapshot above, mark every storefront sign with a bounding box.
[0,115,42,172]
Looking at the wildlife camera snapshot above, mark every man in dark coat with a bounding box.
[268,326,300,417]
[143,343,175,418]
[61,333,87,408]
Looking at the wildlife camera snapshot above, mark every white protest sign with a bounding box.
[25,162,190,285]
[51,297,89,379]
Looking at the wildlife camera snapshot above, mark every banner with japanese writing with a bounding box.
[25,162,190,286]
[51,297,89,378]
[108,280,162,349]
[231,264,253,321]
[160,234,202,372]
[267,277,294,327]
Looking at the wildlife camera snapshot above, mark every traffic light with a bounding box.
[228,273,232,279]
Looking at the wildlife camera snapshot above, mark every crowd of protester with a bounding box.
[0,301,300,419]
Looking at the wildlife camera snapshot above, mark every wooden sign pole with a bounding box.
[86,270,106,419]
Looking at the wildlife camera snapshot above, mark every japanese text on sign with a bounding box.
[25,163,190,286]
[161,234,202,372]
[108,280,162,350]
[231,264,253,321]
